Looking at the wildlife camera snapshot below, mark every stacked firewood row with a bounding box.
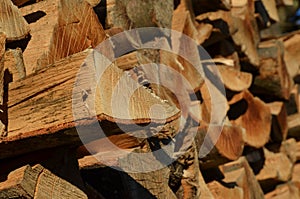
[0,0,300,198]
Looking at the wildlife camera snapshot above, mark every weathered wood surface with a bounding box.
[0,164,88,199]
[19,0,106,74]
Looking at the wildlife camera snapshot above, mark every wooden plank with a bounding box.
[20,0,106,75]
[0,0,30,41]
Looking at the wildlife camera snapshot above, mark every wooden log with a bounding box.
[207,180,244,199]
[260,0,280,22]
[256,148,293,192]
[19,0,106,74]
[218,157,265,199]
[174,141,214,199]
[288,113,300,138]
[196,1,260,67]
[197,120,245,169]
[217,64,252,92]
[292,163,300,183]
[0,50,180,159]
[280,138,298,164]
[0,33,6,137]
[230,0,260,67]
[0,0,30,42]
[252,39,291,100]
[118,151,177,199]
[4,48,26,81]
[266,102,288,142]
[228,90,272,148]
[0,164,87,198]
[108,0,173,30]
[265,182,300,199]
[172,1,213,45]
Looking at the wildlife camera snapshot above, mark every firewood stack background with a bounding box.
[0,0,300,198]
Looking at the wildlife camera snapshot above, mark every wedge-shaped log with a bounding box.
[0,50,180,159]
[288,113,300,138]
[208,157,265,199]
[265,182,300,199]
[228,90,272,148]
[0,164,87,199]
[107,0,173,30]
[252,39,291,100]
[217,64,252,92]
[197,120,245,169]
[19,0,106,74]
[256,148,293,192]
[266,102,288,142]
[0,0,30,41]
[196,0,260,66]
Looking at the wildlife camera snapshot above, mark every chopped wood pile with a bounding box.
[0,0,300,198]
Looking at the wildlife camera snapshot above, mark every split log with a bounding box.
[230,0,260,67]
[217,64,252,92]
[196,0,260,66]
[292,163,300,183]
[107,0,173,30]
[280,138,298,164]
[0,33,6,137]
[0,164,87,199]
[266,102,288,142]
[260,0,280,22]
[197,120,245,169]
[207,180,243,199]
[256,148,293,192]
[19,0,106,74]
[172,1,213,45]
[0,0,30,42]
[0,33,6,105]
[119,151,177,199]
[174,141,214,199]
[287,113,300,138]
[252,39,291,100]
[0,49,180,159]
[265,182,300,199]
[4,48,26,81]
[207,157,264,199]
[228,90,272,148]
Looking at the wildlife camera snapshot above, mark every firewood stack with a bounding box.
[0,0,300,198]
